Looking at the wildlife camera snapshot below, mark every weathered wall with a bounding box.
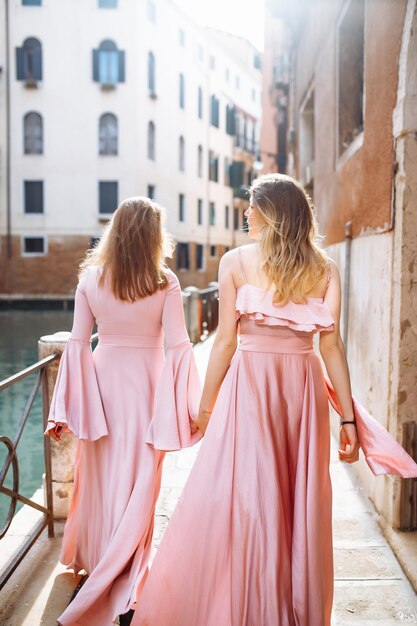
[295,0,407,243]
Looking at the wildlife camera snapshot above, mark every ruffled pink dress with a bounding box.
[45,266,201,626]
[132,281,417,626]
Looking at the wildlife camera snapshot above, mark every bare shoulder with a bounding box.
[327,258,341,284]
[220,244,256,268]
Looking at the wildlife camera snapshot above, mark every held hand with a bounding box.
[46,423,64,442]
[339,423,360,463]
[190,418,199,435]
[194,407,212,435]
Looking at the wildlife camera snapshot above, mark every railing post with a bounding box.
[184,286,201,344]
[38,332,76,521]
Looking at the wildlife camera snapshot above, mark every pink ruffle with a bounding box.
[44,338,109,441]
[236,284,335,333]
[325,378,417,478]
[146,341,203,451]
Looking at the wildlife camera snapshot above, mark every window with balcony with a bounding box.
[93,40,125,86]
[99,113,118,155]
[24,112,43,154]
[16,38,42,83]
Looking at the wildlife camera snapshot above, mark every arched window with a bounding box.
[99,113,118,155]
[179,136,185,171]
[197,144,203,177]
[179,73,185,109]
[16,37,42,82]
[148,51,156,94]
[24,112,43,154]
[148,121,155,160]
[93,40,125,85]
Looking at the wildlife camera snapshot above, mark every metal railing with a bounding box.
[0,354,57,590]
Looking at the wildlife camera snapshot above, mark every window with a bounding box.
[147,0,156,22]
[179,73,185,108]
[197,45,204,62]
[209,55,215,70]
[253,54,261,70]
[229,161,244,188]
[198,86,203,119]
[24,181,43,214]
[299,91,314,186]
[177,242,190,270]
[179,28,185,47]
[208,151,219,182]
[99,181,118,214]
[226,105,236,135]
[225,205,229,229]
[99,113,118,155]
[22,236,46,256]
[22,0,41,5]
[197,199,203,225]
[210,245,216,257]
[93,40,125,86]
[235,75,240,89]
[226,67,230,82]
[16,38,42,82]
[224,157,230,186]
[210,95,219,128]
[179,136,185,171]
[147,185,155,199]
[252,88,256,101]
[234,207,239,230]
[148,51,156,95]
[196,244,204,270]
[338,0,365,156]
[99,0,117,7]
[179,193,185,222]
[24,112,43,154]
[209,202,215,226]
[197,145,203,177]
[148,121,155,160]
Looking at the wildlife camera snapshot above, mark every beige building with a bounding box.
[0,0,262,296]
[262,0,417,584]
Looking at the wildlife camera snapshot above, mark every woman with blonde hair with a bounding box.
[132,174,417,626]
[45,197,201,626]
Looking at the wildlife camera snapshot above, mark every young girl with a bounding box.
[131,174,417,626]
[45,197,201,626]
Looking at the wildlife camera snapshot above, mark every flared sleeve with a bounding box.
[44,271,108,441]
[146,272,203,451]
[325,378,417,478]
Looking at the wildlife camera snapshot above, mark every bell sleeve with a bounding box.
[44,272,108,441]
[325,377,417,478]
[146,273,203,451]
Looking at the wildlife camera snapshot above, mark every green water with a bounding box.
[0,311,73,527]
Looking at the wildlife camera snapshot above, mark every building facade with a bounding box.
[0,0,262,296]
[262,0,417,583]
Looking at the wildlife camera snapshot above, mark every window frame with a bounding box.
[24,180,44,214]
[98,180,118,215]
[21,235,47,257]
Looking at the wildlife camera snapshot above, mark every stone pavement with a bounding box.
[1,334,416,625]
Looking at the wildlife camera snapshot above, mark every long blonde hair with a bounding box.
[250,173,328,305]
[80,196,174,301]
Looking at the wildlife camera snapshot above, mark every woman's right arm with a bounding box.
[319,261,360,463]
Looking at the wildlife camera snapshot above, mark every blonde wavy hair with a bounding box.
[80,196,174,301]
[249,173,328,305]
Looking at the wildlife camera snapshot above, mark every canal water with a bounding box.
[0,310,73,527]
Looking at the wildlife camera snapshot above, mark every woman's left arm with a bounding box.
[194,252,239,433]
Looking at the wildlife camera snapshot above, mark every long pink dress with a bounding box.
[132,279,417,626]
[45,266,201,626]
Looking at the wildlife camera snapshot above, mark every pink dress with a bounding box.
[45,266,202,626]
[132,281,417,626]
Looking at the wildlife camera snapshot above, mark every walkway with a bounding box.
[1,335,416,625]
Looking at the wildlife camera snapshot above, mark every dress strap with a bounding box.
[322,262,332,301]
[238,248,249,283]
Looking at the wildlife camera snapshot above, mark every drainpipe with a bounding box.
[343,221,352,350]
[5,0,12,259]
